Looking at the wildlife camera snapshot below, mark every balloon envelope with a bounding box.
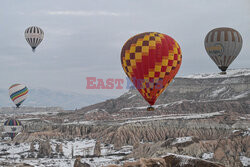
[121,32,182,106]
[4,119,22,140]
[24,26,44,52]
[9,84,28,108]
[204,27,243,72]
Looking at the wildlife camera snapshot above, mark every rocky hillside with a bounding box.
[1,69,249,167]
[60,68,250,121]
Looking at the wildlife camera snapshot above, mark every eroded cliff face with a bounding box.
[21,112,244,146]
[129,130,249,167]
[15,112,249,166]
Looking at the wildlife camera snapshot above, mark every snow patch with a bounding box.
[128,94,137,99]
[172,137,192,145]
[63,120,94,125]
[230,91,249,100]
[86,109,99,114]
[202,152,214,160]
[243,130,250,136]
[210,87,226,97]
[240,156,250,167]
[232,130,240,133]
[120,111,225,125]
[119,100,187,111]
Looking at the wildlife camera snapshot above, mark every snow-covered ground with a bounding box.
[119,100,187,111]
[0,138,133,167]
[183,68,250,79]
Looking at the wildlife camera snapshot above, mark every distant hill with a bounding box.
[0,88,112,110]
[70,68,250,120]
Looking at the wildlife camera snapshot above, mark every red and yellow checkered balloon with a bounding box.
[121,32,182,106]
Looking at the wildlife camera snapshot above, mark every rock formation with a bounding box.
[74,156,91,167]
[55,143,63,155]
[37,140,52,158]
[128,131,249,167]
[30,141,35,152]
[94,140,101,156]
[106,154,225,167]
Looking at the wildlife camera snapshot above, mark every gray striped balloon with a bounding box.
[24,26,44,52]
[204,27,243,73]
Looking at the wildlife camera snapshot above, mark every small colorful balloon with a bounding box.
[9,84,28,108]
[4,119,23,140]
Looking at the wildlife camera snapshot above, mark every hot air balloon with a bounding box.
[121,32,182,110]
[24,26,44,52]
[9,84,28,108]
[204,27,243,74]
[4,119,23,140]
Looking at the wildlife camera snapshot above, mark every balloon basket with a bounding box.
[147,106,155,111]
[219,71,226,75]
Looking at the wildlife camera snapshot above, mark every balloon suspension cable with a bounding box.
[14,105,20,119]
[13,107,16,119]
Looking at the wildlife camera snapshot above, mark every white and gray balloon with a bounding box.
[24,26,44,52]
[204,27,243,73]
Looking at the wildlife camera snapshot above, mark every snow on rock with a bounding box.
[63,120,94,125]
[0,138,133,167]
[221,77,243,84]
[81,156,125,167]
[243,129,250,136]
[52,139,96,157]
[182,68,250,79]
[119,106,147,111]
[119,100,188,111]
[86,109,99,114]
[229,91,249,100]
[232,129,240,133]
[202,152,214,160]
[240,156,250,167]
[172,136,192,145]
[210,87,226,97]
[120,111,225,125]
[128,94,137,99]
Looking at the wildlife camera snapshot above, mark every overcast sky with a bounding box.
[0,0,249,97]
